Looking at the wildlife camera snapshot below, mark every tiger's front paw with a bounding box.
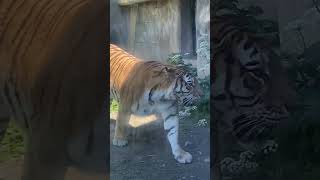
[112,137,128,147]
[174,149,192,164]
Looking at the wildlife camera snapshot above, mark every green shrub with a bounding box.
[110,99,119,113]
[0,120,25,162]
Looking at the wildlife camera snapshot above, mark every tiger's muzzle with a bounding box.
[232,105,289,141]
[181,88,203,106]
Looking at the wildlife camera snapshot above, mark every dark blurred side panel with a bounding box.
[0,0,110,179]
[211,0,320,179]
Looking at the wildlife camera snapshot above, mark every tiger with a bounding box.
[110,44,203,164]
[211,11,296,179]
[0,0,108,179]
[212,14,295,143]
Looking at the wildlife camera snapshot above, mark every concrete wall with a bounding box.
[110,0,182,62]
[110,0,210,79]
[110,0,129,50]
[132,0,181,61]
[196,0,210,79]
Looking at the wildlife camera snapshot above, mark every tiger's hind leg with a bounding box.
[113,107,130,147]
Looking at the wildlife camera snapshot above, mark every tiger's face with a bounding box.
[173,72,203,106]
[213,38,293,141]
[228,66,289,140]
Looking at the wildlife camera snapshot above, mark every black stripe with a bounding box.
[219,28,238,44]
[232,95,256,100]
[238,96,262,107]
[232,114,247,124]
[245,61,260,67]
[249,70,269,82]
[149,85,157,105]
[179,78,183,92]
[168,130,177,137]
[165,126,175,133]
[165,114,176,121]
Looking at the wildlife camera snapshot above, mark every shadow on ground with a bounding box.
[110,113,210,180]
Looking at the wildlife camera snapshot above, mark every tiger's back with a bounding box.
[110,44,180,109]
[110,44,142,103]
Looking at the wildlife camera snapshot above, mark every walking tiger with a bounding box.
[110,44,203,163]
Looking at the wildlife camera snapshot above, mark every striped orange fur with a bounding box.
[110,44,186,108]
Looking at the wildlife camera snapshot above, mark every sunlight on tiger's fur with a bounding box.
[110,112,158,128]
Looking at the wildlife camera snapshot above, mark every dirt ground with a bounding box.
[110,113,210,180]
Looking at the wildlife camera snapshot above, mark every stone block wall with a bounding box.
[110,0,210,78]
[132,0,181,61]
[196,0,210,79]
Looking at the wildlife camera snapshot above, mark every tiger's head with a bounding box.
[213,34,296,142]
[174,72,203,106]
[159,66,203,106]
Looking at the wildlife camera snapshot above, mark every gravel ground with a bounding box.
[0,113,210,180]
[110,113,210,180]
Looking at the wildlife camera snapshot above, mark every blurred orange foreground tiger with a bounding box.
[110,44,203,163]
[0,0,107,179]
